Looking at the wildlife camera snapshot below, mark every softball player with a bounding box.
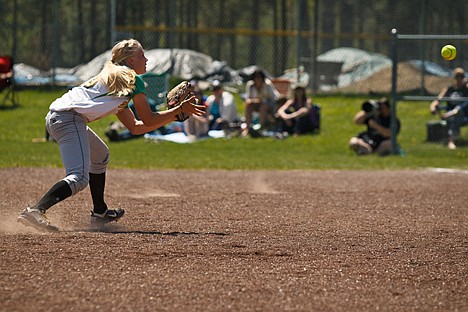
[18,39,205,232]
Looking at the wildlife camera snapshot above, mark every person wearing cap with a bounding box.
[430,67,468,150]
[205,82,239,130]
[349,97,400,156]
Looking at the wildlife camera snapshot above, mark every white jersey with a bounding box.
[245,78,279,104]
[205,91,238,123]
[49,76,145,122]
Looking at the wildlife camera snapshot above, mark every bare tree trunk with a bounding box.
[40,0,49,63]
[90,1,97,60]
[77,0,85,63]
[11,0,18,59]
[280,0,288,74]
[188,0,200,51]
[166,1,175,49]
[228,6,237,69]
[151,0,161,49]
[301,0,312,76]
[340,1,353,48]
[273,0,279,76]
[215,1,225,61]
[355,0,363,49]
[320,1,333,53]
[248,2,260,66]
[333,1,341,48]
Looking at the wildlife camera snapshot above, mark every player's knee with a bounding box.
[91,151,110,173]
[63,174,89,195]
[100,150,110,166]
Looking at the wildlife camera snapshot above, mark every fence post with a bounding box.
[296,0,303,85]
[168,1,175,75]
[311,0,319,92]
[110,0,116,46]
[12,0,18,59]
[51,0,59,87]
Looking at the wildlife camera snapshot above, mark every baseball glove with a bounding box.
[166,81,195,122]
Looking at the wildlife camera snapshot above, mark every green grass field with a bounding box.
[0,89,466,170]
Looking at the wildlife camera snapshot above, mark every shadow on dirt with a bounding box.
[73,228,229,236]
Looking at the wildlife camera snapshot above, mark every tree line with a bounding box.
[1,0,466,76]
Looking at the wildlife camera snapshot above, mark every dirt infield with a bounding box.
[1,168,467,312]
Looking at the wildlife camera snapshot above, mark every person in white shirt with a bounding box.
[243,69,278,135]
[205,82,239,130]
[17,39,205,232]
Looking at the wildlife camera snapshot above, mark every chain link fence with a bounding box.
[2,0,467,155]
[1,0,466,93]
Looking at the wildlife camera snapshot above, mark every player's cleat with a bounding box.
[17,207,59,232]
[90,208,125,224]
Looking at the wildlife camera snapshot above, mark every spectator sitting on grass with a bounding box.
[242,68,279,136]
[205,81,239,131]
[275,86,317,135]
[429,67,468,150]
[349,97,400,156]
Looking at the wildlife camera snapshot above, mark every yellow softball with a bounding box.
[441,45,456,61]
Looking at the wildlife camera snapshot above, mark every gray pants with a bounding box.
[46,110,109,195]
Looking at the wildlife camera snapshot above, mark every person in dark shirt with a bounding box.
[275,86,318,135]
[349,97,400,156]
[430,67,468,150]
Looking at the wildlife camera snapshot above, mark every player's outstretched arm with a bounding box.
[118,94,180,134]
[118,94,205,135]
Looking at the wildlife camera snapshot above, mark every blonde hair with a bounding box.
[97,39,142,96]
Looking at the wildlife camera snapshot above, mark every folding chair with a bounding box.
[271,78,292,99]
[141,72,169,110]
[0,55,18,107]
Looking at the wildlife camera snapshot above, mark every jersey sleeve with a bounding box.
[131,75,146,98]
